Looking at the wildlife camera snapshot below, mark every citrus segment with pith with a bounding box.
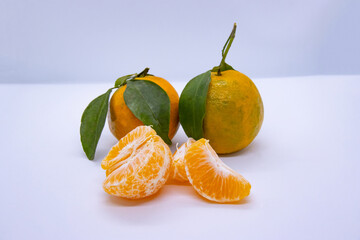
[101,126,172,199]
[185,138,251,203]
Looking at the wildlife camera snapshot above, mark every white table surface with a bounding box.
[1,75,359,240]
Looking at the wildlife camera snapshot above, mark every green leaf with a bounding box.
[211,62,234,73]
[114,74,136,87]
[179,71,212,140]
[124,80,172,144]
[80,89,112,160]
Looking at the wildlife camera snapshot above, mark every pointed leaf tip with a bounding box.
[124,80,172,144]
[80,89,112,160]
[179,71,211,140]
[114,74,136,88]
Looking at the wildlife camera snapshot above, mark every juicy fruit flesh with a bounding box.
[204,70,264,154]
[185,139,251,203]
[100,127,251,203]
[101,126,172,199]
[108,75,179,141]
[170,138,195,182]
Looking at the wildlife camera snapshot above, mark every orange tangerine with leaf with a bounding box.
[108,73,179,142]
[179,23,264,154]
[80,68,178,160]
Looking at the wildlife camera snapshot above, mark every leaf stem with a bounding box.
[216,23,237,75]
[137,67,150,77]
[220,23,237,65]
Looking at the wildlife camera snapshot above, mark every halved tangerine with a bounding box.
[185,138,251,203]
[101,126,172,199]
[170,138,195,182]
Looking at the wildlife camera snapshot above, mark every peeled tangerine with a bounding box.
[184,138,251,203]
[101,126,172,199]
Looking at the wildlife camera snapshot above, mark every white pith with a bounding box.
[102,126,171,199]
[171,138,195,181]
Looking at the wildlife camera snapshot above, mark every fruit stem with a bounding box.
[216,23,237,75]
[137,67,150,77]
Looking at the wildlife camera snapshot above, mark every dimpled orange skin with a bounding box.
[203,70,264,154]
[108,75,180,141]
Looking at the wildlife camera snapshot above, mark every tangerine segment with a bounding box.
[185,139,251,203]
[101,126,156,172]
[102,126,172,199]
[170,138,195,182]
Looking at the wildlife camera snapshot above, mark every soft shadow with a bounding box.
[163,185,253,206]
[100,188,173,225]
[104,188,165,207]
[218,140,269,171]
[103,184,252,207]
[99,186,253,225]
[220,140,264,158]
[189,188,252,206]
[92,138,118,163]
[166,179,191,186]
[164,185,253,207]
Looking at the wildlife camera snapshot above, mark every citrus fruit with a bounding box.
[184,138,251,203]
[108,75,179,141]
[80,68,177,160]
[170,138,195,182]
[179,23,263,154]
[101,126,172,199]
[203,70,264,154]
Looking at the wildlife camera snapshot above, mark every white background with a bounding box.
[1,1,360,239]
[1,0,360,83]
[0,76,359,239]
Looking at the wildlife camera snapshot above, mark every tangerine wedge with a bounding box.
[101,126,172,199]
[185,138,251,203]
[170,138,195,182]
